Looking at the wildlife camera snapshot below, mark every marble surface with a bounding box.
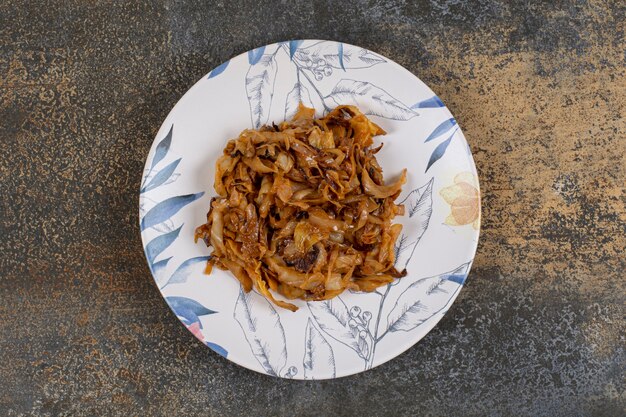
[1,1,624,416]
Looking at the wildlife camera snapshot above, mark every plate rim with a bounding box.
[139,39,481,379]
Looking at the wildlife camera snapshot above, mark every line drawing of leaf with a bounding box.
[246,53,278,128]
[206,341,228,358]
[140,192,204,231]
[151,256,172,287]
[208,60,229,79]
[411,96,445,109]
[294,41,385,69]
[166,296,217,327]
[392,234,411,274]
[149,125,173,171]
[425,128,458,172]
[384,262,470,334]
[247,45,266,65]
[394,178,434,270]
[400,177,435,218]
[289,40,303,60]
[161,256,211,289]
[234,288,287,376]
[338,43,345,71]
[145,224,183,265]
[424,118,456,142]
[308,297,368,359]
[303,318,336,379]
[284,81,314,120]
[325,79,417,121]
[141,158,181,193]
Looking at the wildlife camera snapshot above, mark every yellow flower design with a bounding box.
[440,172,480,229]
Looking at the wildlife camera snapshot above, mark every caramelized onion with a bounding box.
[195,104,408,311]
[362,166,407,199]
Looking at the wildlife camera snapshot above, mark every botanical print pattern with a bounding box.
[166,296,227,358]
[231,177,472,374]
[306,263,471,371]
[140,127,226,357]
[394,178,434,271]
[140,40,479,379]
[233,288,289,377]
[440,172,480,229]
[243,41,416,129]
[303,318,336,379]
[424,117,460,172]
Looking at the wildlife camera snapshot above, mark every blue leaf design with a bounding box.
[338,43,346,71]
[424,118,456,142]
[145,224,183,265]
[166,296,217,327]
[206,342,228,358]
[447,274,468,285]
[248,45,266,65]
[141,158,181,193]
[151,256,172,275]
[150,125,173,171]
[140,192,204,231]
[425,129,457,172]
[208,60,229,79]
[411,96,445,109]
[289,40,303,60]
[163,256,211,288]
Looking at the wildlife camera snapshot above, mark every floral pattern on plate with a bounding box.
[139,40,480,379]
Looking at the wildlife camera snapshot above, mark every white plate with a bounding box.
[139,40,480,379]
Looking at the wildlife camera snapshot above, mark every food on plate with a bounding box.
[195,104,407,311]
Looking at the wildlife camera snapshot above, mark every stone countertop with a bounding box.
[1,1,624,416]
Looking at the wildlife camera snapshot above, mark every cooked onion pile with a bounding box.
[195,104,407,311]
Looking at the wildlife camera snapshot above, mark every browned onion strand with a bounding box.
[195,104,408,311]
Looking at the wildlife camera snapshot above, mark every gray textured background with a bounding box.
[1,1,624,416]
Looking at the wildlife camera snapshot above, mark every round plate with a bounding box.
[139,40,480,379]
